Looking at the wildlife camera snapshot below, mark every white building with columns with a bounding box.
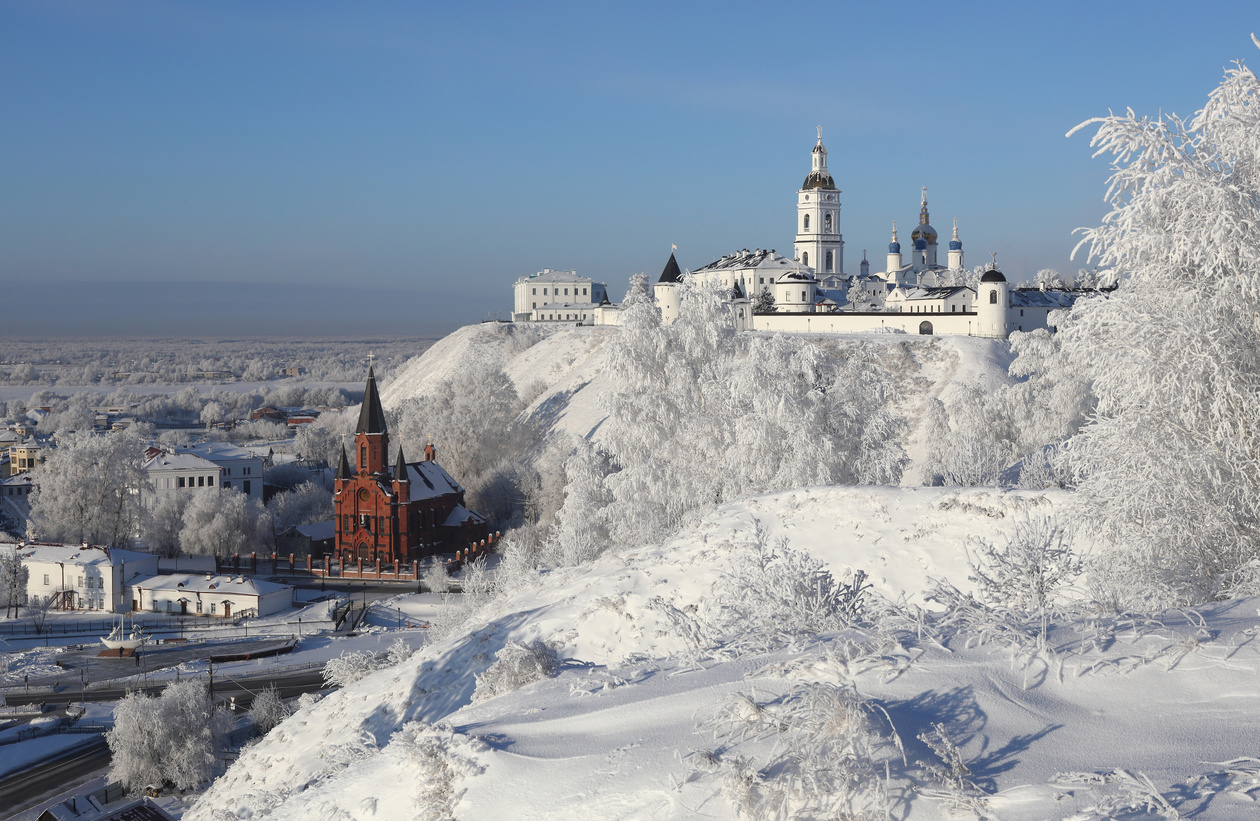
[512,269,609,323]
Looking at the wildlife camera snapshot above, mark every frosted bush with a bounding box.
[248,684,289,734]
[393,722,486,820]
[422,560,451,594]
[707,527,871,651]
[322,649,390,688]
[690,682,902,820]
[471,639,559,704]
[967,514,1082,643]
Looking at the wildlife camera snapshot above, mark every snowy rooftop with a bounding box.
[514,269,593,284]
[1010,288,1093,308]
[176,441,260,462]
[131,572,291,597]
[694,248,806,273]
[893,286,972,301]
[143,450,221,472]
[442,503,486,528]
[404,461,463,501]
[0,542,158,568]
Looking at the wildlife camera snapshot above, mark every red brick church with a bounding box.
[334,366,487,564]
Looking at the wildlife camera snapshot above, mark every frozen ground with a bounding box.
[185,484,1260,820]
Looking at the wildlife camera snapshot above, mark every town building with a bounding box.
[140,441,266,510]
[174,442,266,499]
[512,268,610,323]
[127,572,292,618]
[7,437,47,477]
[0,541,160,612]
[333,367,487,565]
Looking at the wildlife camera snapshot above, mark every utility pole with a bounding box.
[208,658,214,701]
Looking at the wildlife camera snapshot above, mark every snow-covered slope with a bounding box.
[381,323,1015,483]
[189,484,1260,820]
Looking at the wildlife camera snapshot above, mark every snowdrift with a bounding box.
[188,484,1260,820]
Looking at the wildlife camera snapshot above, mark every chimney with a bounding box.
[424,443,436,462]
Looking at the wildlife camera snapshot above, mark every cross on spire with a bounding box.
[366,351,376,368]
[921,186,928,205]
[990,251,999,268]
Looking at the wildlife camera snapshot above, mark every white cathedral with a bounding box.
[513,132,1093,339]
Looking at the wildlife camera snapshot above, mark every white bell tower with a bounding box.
[794,128,844,275]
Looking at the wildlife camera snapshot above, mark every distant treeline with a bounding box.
[0,337,436,387]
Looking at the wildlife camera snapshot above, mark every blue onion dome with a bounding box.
[889,240,901,253]
[949,239,962,251]
[914,238,927,251]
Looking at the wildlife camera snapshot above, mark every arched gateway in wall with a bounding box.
[919,321,933,335]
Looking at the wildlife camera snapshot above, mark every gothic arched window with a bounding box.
[802,251,809,267]
[825,251,833,272]
[803,214,810,231]
[989,289,998,304]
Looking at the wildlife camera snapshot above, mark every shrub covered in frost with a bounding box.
[248,684,290,735]
[471,639,559,704]
[322,649,390,688]
[706,527,871,651]
[688,682,902,820]
[107,680,233,793]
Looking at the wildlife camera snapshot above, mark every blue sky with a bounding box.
[2,1,1256,335]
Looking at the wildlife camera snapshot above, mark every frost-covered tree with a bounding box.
[107,680,233,793]
[0,546,29,618]
[143,493,190,558]
[752,287,776,313]
[179,489,273,557]
[393,356,537,528]
[551,277,905,557]
[266,481,332,532]
[28,430,149,547]
[1050,40,1260,605]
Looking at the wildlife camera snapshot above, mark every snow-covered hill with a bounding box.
[381,323,1016,484]
[188,483,1260,820]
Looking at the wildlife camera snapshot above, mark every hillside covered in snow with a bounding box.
[188,482,1260,820]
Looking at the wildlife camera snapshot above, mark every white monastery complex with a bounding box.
[511,131,1098,338]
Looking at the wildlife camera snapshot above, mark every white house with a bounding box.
[512,269,610,323]
[141,441,266,509]
[141,449,223,509]
[175,442,265,500]
[127,573,292,618]
[1,541,160,612]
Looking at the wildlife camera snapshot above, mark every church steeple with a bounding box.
[947,217,964,270]
[357,365,388,435]
[354,363,390,475]
[337,443,351,480]
[794,128,844,275]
